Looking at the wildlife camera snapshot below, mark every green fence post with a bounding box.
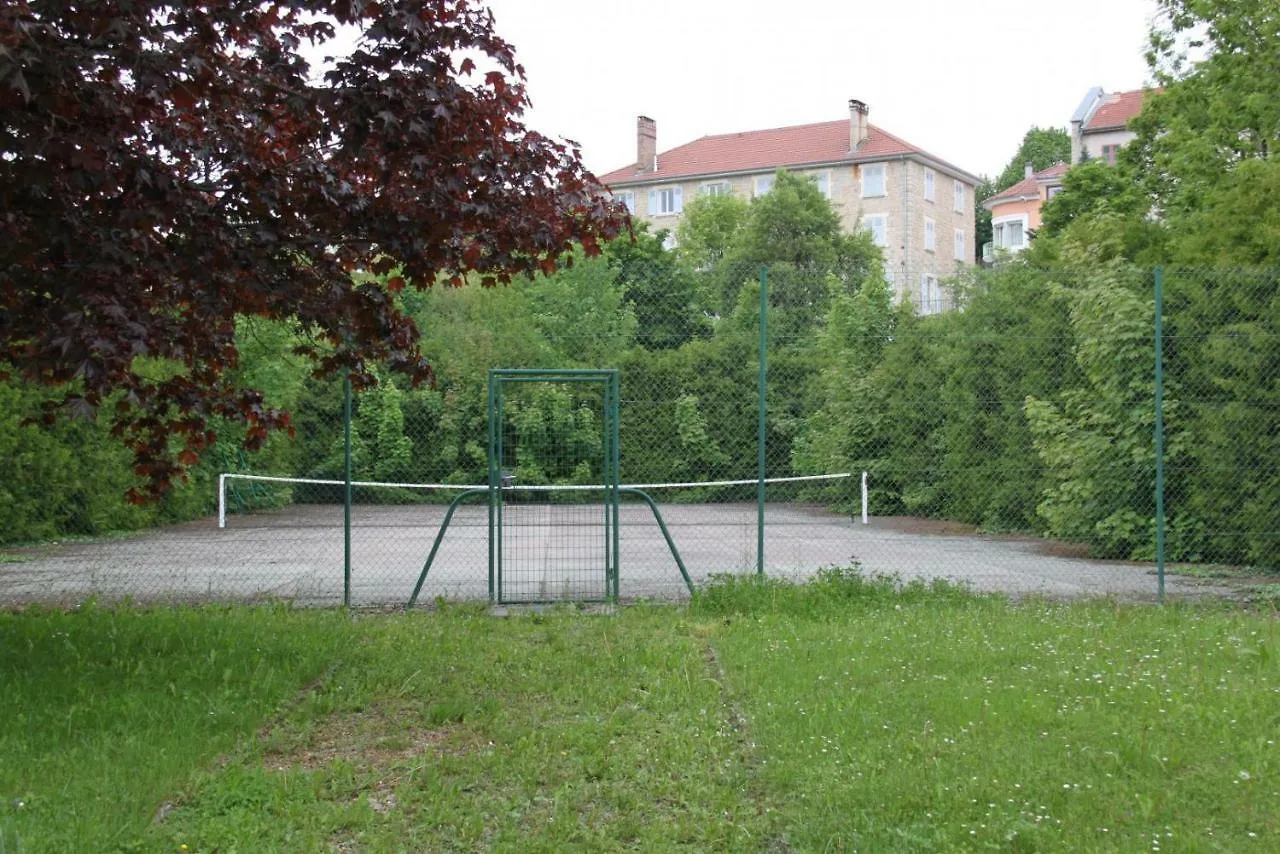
[342,371,353,610]
[757,265,768,578]
[1154,266,1166,603]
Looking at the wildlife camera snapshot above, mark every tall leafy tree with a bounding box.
[993,127,1071,192]
[0,1,626,497]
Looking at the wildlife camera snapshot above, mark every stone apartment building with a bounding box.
[599,100,980,314]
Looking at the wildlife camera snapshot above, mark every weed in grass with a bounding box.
[692,564,982,618]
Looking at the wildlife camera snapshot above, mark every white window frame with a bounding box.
[924,216,936,252]
[861,163,886,198]
[924,167,936,202]
[954,228,965,261]
[701,182,730,197]
[862,213,888,248]
[754,174,775,197]
[805,170,831,199]
[992,213,1028,251]
[920,273,941,315]
[648,185,683,217]
[661,231,678,251]
[953,180,965,213]
[615,190,635,214]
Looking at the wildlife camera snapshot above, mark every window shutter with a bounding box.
[648,190,659,216]
[673,186,683,214]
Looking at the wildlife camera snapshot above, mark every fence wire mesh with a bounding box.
[2,257,1276,606]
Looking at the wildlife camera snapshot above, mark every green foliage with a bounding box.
[1024,266,1162,556]
[0,376,217,545]
[691,565,976,618]
[973,175,995,261]
[674,192,749,272]
[604,224,703,349]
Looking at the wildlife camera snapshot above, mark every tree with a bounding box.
[993,127,1071,192]
[675,192,749,272]
[603,224,702,350]
[973,175,995,262]
[1135,0,1280,219]
[717,170,880,325]
[0,1,627,498]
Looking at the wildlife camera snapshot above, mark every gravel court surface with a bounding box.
[0,502,1226,606]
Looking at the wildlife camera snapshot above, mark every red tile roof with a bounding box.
[1084,89,1149,132]
[983,163,1068,205]
[599,119,971,187]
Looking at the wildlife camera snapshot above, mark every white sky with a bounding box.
[482,0,1159,181]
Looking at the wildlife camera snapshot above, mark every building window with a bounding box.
[924,167,935,202]
[702,182,730,197]
[924,217,936,252]
[806,171,831,198]
[862,163,886,197]
[754,174,775,196]
[954,181,965,213]
[615,191,635,214]
[1101,144,1119,164]
[862,214,888,247]
[1006,219,1023,247]
[920,273,941,315]
[662,231,678,251]
[993,216,1026,250]
[1046,185,1063,199]
[648,186,683,216]
[954,229,965,261]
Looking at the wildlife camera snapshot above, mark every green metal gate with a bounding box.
[487,369,620,604]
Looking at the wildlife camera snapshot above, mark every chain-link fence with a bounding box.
[2,258,1276,606]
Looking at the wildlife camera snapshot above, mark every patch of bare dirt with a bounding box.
[263,704,455,772]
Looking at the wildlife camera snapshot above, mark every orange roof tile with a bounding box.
[982,163,1068,205]
[599,119,973,187]
[1084,89,1149,132]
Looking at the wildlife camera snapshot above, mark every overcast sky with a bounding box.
[481,0,1159,181]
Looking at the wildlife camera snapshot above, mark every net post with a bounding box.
[757,265,768,578]
[343,371,353,610]
[1154,266,1166,604]
[218,473,227,529]
[861,471,868,525]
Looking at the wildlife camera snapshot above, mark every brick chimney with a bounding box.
[637,115,657,172]
[848,99,869,150]
[1025,162,1035,179]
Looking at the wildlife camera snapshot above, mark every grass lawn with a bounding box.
[2,574,1277,852]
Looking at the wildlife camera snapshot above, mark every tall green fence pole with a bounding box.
[1154,266,1166,603]
[343,372,353,610]
[757,266,768,578]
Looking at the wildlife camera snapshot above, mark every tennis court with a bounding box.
[0,501,1217,606]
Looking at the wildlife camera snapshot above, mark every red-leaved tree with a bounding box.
[0,1,627,498]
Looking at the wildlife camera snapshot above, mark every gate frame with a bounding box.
[487,368,621,605]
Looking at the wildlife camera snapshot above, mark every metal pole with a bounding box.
[757,266,768,577]
[343,372,353,610]
[218,473,227,529]
[1154,266,1166,604]
[861,471,868,525]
